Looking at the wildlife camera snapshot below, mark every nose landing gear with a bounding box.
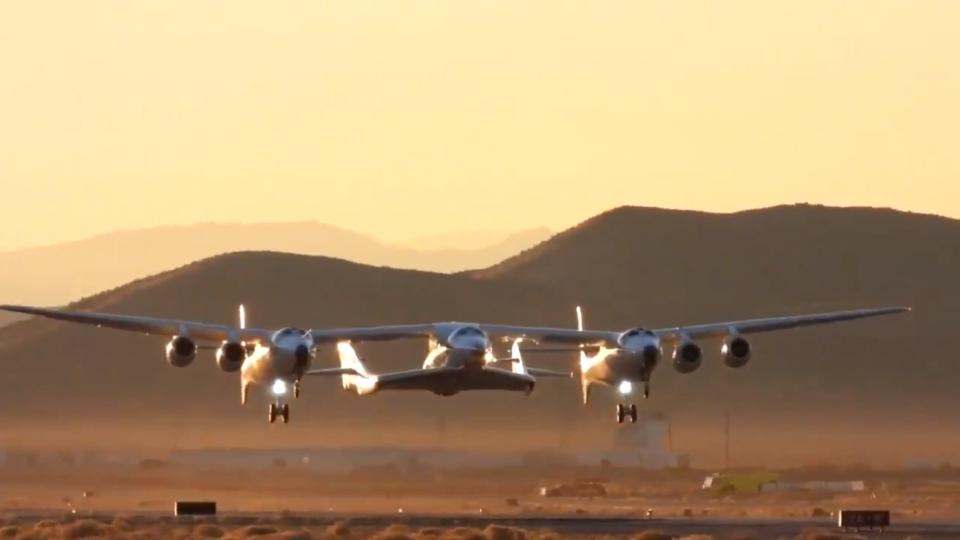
[616,403,638,424]
[268,403,290,424]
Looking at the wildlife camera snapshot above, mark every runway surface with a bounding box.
[4,512,959,539]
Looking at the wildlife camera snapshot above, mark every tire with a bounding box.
[282,404,290,424]
[268,403,277,424]
[616,404,625,424]
[629,404,639,424]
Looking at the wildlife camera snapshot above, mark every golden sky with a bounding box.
[1,1,958,250]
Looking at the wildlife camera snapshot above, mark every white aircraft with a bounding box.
[0,305,567,423]
[510,306,911,423]
[0,303,908,425]
[330,328,568,396]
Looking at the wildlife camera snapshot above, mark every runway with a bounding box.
[3,512,959,539]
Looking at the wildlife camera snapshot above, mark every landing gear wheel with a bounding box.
[281,403,290,424]
[629,403,639,424]
[268,403,278,424]
[616,403,626,424]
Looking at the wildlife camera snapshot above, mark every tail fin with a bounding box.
[576,305,593,404]
[335,341,380,396]
[510,338,526,374]
[336,341,371,378]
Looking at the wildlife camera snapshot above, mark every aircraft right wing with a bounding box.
[477,324,619,346]
[310,324,437,344]
[0,304,274,343]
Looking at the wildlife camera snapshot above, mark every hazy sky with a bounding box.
[1,1,957,250]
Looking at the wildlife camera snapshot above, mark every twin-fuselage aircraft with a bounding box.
[0,304,909,424]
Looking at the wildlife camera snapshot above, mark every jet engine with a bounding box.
[165,336,197,367]
[673,340,703,374]
[722,335,751,368]
[216,341,246,372]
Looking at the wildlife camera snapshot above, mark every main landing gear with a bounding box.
[269,402,290,424]
[617,403,638,424]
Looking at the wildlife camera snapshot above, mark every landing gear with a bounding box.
[293,381,301,399]
[616,403,638,424]
[643,382,650,399]
[268,403,290,424]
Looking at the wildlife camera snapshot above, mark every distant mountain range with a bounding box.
[0,223,551,306]
[0,204,953,467]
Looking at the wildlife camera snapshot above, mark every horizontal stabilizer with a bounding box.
[303,367,359,377]
[526,366,574,378]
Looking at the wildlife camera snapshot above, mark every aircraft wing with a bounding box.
[310,324,437,344]
[652,307,911,343]
[371,368,452,391]
[303,367,359,377]
[0,304,274,343]
[477,324,619,346]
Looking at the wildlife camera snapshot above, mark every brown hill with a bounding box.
[0,205,954,466]
[0,223,551,305]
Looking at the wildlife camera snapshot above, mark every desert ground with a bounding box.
[2,460,959,539]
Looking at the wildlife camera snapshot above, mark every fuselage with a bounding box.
[582,329,662,388]
[241,327,315,398]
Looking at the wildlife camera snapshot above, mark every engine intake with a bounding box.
[216,341,246,372]
[722,336,752,368]
[673,341,703,374]
[165,336,196,368]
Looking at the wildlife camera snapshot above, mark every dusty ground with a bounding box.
[2,462,960,539]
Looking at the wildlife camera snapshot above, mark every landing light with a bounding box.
[618,381,633,395]
[272,379,287,396]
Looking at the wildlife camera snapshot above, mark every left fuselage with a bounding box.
[241,327,314,388]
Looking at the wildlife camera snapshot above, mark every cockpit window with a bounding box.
[452,326,485,338]
[277,327,305,336]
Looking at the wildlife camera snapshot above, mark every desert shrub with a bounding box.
[796,530,867,540]
[632,531,672,540]
[527,529,558,540]
[194,525,226,538]
[441,528,484,540]
[482,525,526,540]
[371,533,412,540]
[325,521,352,537]
[235,525,279,539]
[811,508,830,518]
[381,525,413,535]
[263,531,313,540]
[111,516,136,533]
[59,520,110,540]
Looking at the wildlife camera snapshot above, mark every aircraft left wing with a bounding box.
[0,305,274,343]
[652,307,911,343]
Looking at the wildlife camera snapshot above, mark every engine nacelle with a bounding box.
[722,335,752,368]
[165,336,196,368]
[673,340,703,374]
[216,341,246,372]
